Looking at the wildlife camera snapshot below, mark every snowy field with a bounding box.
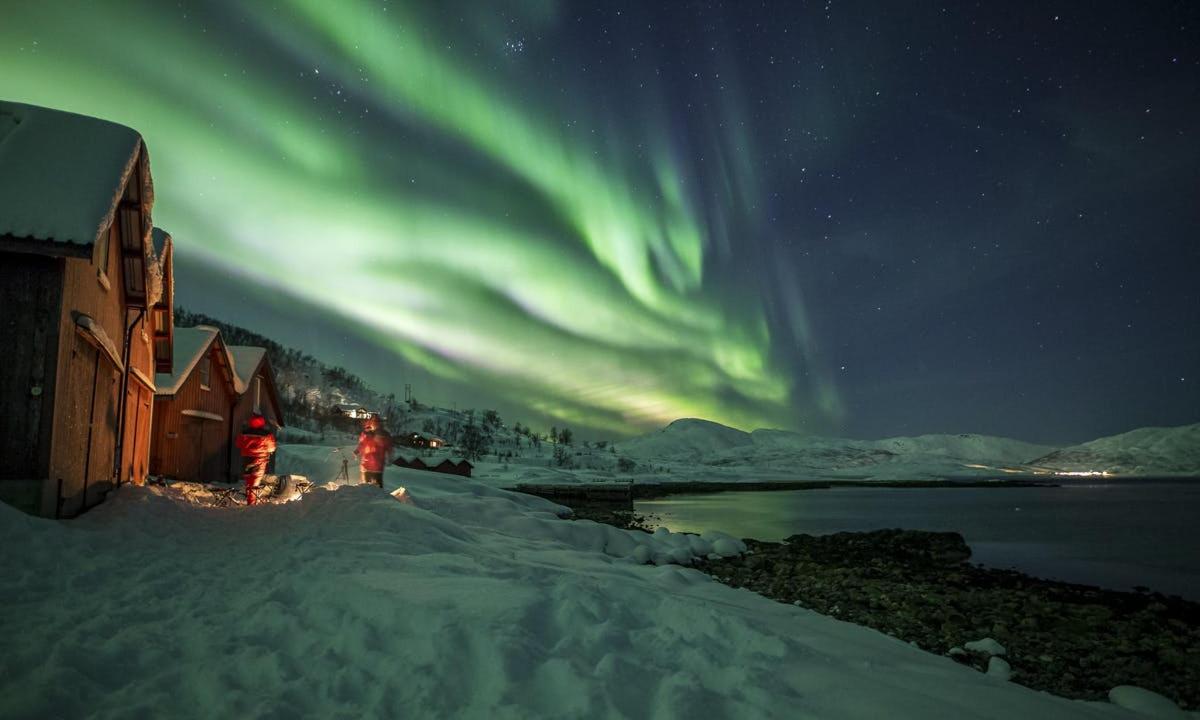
[0,444,1186,719]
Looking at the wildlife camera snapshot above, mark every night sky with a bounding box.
[2,1,1197,442]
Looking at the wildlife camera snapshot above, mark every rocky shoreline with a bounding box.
[569,503,1199,711]
[695,530,1200,710]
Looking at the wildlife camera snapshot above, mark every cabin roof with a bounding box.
[0,101,143,247]
[155,326,234,395]
[227,346,267,395]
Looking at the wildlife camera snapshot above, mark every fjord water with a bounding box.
[637,480,1200,600]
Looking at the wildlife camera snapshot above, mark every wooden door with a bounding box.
[120,383,152,485]
[84,357,120,508]
[184,415,227,484]
[58,334,99,516]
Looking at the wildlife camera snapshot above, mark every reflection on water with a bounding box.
[636,480,1200,600]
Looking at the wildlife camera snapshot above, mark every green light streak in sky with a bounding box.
[0,0,838,433]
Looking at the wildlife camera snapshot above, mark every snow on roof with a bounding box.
[227,346,267,395]
[155,326,233,396]
[0,101,142,247]
[73,312,123,371]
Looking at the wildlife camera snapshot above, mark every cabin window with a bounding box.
[154,307,168,333]
[254,376,262,413]
[199,355,211,390]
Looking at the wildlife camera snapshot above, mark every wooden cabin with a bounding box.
[393,456,472,478]
[227,345,285,479]
[434,459,472,477]
[149,327,238,484]
[334,403,374,420]
[403,433,444,449]
[393,456,429,471]
[0,101,164,517]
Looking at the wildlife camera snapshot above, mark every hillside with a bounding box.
[615,418,753,461]
[615,421,1055,482]
[1031,424,1200,475]
[172,310,572,461]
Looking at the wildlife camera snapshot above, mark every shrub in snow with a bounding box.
[1107,686,1185,718]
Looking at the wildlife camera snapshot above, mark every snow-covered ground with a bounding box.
[0,443,1183,719]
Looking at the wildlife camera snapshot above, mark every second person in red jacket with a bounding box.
[354,416,393,488]
[235,413,277,506]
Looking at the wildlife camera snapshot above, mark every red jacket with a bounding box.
[355,429,393,472]
[236,430,277,460]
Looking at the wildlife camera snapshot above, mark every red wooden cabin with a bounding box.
[0,101,165,517]
[149,327,238,484]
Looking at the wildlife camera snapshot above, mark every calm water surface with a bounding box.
[636,480,1200,600]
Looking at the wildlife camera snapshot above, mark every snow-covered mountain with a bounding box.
[1031,424,1200,476]
[616,418,754,461]
[614,418,1199,481]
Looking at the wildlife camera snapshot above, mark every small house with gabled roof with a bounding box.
[149,326,238,484]
[227,345,285,479]
[0,101,162,517]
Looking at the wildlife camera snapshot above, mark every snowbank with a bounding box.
[0,444,1148,718]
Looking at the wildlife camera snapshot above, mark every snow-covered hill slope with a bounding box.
[617,418,753,461]
[1031,424,1200,476]
[0,449,1152,719]
[615,420,1054,481]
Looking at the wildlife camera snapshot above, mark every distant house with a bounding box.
[150,326,239,484]
[333,403,374,420]
[394,456,472,478]
[402,433,444,449]
[433,459,472,477]
[0,101,163,517]
[394,456,428,471]
[227,345,285,479]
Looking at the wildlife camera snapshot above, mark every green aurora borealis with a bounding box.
[1,1,837,434]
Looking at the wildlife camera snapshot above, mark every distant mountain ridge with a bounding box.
[1030,423,1200,475]
[616,418,1200,479]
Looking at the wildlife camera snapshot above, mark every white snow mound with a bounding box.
[1107,685,1186,718]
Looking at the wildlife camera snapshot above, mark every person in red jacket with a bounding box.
[354,416,393,488]
[235,413,277,506]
